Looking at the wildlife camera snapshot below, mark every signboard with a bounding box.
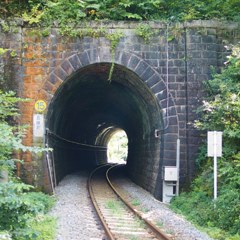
[33,114,45,137]
[164,166,178,181]
[35,100,47,112]
[207,131,222,157]
[207,131,222,200]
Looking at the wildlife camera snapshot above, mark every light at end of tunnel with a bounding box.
[107,130,128,164]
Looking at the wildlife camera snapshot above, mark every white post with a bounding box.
[176,139,180,196]
[213,131,217,200]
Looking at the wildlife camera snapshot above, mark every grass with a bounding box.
[29,214,57,240]
[140,207,149,213]
[129,236,138,240]
[135,217,145,228]
[130,198,149,213]
[156,220,164,228]
[198,226,240,240]
[131,199,141,206]
[105,200,124,215]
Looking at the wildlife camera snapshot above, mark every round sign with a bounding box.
[35,100,47,112]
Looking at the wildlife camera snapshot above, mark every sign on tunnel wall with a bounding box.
[33,114,45,137]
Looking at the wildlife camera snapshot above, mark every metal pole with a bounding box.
[213,131,217,200]
[176,139,180,196]
[46,152,55,195]
[45,129,55,194]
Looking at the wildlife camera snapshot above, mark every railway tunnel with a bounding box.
[46,62,163,192]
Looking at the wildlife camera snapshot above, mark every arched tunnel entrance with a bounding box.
[46,63,163,193]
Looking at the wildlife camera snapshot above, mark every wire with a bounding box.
[162,22,170,131]
[161,22,180,138]
[46,129,107,150]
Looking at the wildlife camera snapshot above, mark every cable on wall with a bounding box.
[161,22,170,131]
[46,129,107,151]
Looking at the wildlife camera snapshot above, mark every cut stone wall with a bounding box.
[0,20,239,198]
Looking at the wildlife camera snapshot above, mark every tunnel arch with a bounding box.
[44,49,179,197]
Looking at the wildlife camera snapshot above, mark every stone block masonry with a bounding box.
[0,20,239,199]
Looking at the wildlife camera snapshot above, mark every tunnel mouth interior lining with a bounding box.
[47,62,163,182]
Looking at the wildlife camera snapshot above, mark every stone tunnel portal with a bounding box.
[46,63,163,194]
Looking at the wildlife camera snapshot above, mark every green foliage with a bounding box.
[105,31,124,51]
[22,4,45,25]
[0,48,8,56]
[0,90,55,239]
[29,215,56,240]
[0,90,24,120]
[9,51,17,58]
[108,130,128,161]
[214,189,240,234]
[105,200,124,215]
[0,182,37,239]
[195,43,240,149]
[131,199,140,206]
[171,43,240,238]
[0,22,10,33]
[22,191,56,214]
[1,0,240,23]
[0,91,27,172]
[135,24,157,43]
[0,182,56,240]
[105,31,124,81]
[0,91,48,172]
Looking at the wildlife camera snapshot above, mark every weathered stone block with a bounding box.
[68,54,82,70]
[61,60,74,76]
[135,60,149,76]
[54,67,68,81]
[202,35,215,43]
[121,52,131,66]
[77,51,90,66]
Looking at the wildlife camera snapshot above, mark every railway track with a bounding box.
[88,164,172,240]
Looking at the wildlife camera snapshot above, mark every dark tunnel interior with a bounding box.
[46,63,163,183]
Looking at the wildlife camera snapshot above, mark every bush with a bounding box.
[0,182,56,240]
[1,0,240,23]
[22,191,56,214]
[170,191,214,226]
[0,182,38,239]
[0,90,55,239]
[214,189,240,234]
[29,215,56,240]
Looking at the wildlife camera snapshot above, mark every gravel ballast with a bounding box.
[50,172,105,240]
[50,171,212,240]
[112,177,212,240]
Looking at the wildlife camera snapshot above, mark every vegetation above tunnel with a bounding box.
[1,0,240,25]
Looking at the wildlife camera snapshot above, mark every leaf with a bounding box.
[167,35,175,42]
[121,12,142,20]
[85,4,101,10]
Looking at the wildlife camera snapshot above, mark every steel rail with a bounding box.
[88,164,172,240]
[106,164,172,240]
[88,164,115,240]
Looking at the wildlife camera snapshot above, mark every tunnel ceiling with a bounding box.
[48,63,162,144]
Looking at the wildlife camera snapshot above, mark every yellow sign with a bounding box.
[35,100,47,112]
